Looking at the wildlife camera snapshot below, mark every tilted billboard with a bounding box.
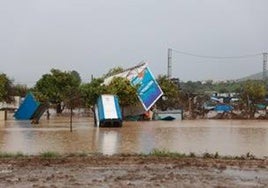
[104,62,163,111]
[126,65,163,111]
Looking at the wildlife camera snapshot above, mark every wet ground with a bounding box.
[1,114,268,187]
[0,155,267,188]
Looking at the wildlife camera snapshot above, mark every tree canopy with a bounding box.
[0,73,13,102]
[240,80,266,103]
[106,77,139,107]
[80,69,139,111]
[80,78,107,108]
[34,69,81,113]
[156,75,180,110]
[3,66,268,119]
[239,80,266,118]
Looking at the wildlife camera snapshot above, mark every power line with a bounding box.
[167,48,266,79]
[171,48,262,59]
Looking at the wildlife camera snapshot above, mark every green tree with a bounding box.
[34,69,81,113]
[70,70,82,84]
[156,75,180,110]
[212,80,242,94]
[80,78,107,108]
[180,81,203,94]
[81,76,139,115]
[106,77,139,108]
[0,73,13,102]
[240,80,266,118]
[81,66,140,118]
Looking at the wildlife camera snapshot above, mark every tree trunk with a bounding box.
[249,105,256,119]
[56,103,63,114]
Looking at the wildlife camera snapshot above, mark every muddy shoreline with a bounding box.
[0,155,267,187]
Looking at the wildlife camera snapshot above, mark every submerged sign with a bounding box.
[127,65,163,111]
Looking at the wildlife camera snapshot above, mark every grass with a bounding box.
[0,152,25,158]
[66,152,89,157]
[149,149,186,158]
[77,152,89,157]
[203,152,219,159]
[0,150,258,160]
[189,152,196,158]
[146,149,258,160]
[40,151,60,158]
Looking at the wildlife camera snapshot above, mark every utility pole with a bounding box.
[167,48,172,79]
[263,52,268,81]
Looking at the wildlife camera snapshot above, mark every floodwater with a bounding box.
[0,116,268,158]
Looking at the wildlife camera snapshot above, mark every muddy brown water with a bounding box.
[0,116,267,158]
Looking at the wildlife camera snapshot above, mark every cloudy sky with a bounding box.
[0,0,267,86]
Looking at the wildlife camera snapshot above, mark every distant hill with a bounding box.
[237,71,267,82]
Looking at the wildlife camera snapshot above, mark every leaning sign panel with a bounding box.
[127,65,163,111]
[104,62,163,111]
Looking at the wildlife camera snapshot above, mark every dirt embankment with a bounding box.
[0,155,267,188]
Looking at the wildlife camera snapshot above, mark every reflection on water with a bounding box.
[0,118,268,157]
[99,131,119,155]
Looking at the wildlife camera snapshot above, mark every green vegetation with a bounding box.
[148,149,186,158]
[77,152,89,157]
[1,66,268,119]
[34,69,82,114]
[203,152,220,159]
[80,78,106,108]
[106,77,139,108]
[189,152,196,158]
[240,80,266,118]
[156,75,180,110]
[147,149,258,160]
[0,151,259,160]
[80,67,139,115]
[40,151,60,158]
[0,73,13,102]
[0,152,25,158]
[65,152,91,157]
[180,80,242,94]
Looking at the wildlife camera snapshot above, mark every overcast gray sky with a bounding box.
[1,0,268,86]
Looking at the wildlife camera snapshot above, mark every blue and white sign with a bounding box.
[103,62,163,112]
[129,67,163,111]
